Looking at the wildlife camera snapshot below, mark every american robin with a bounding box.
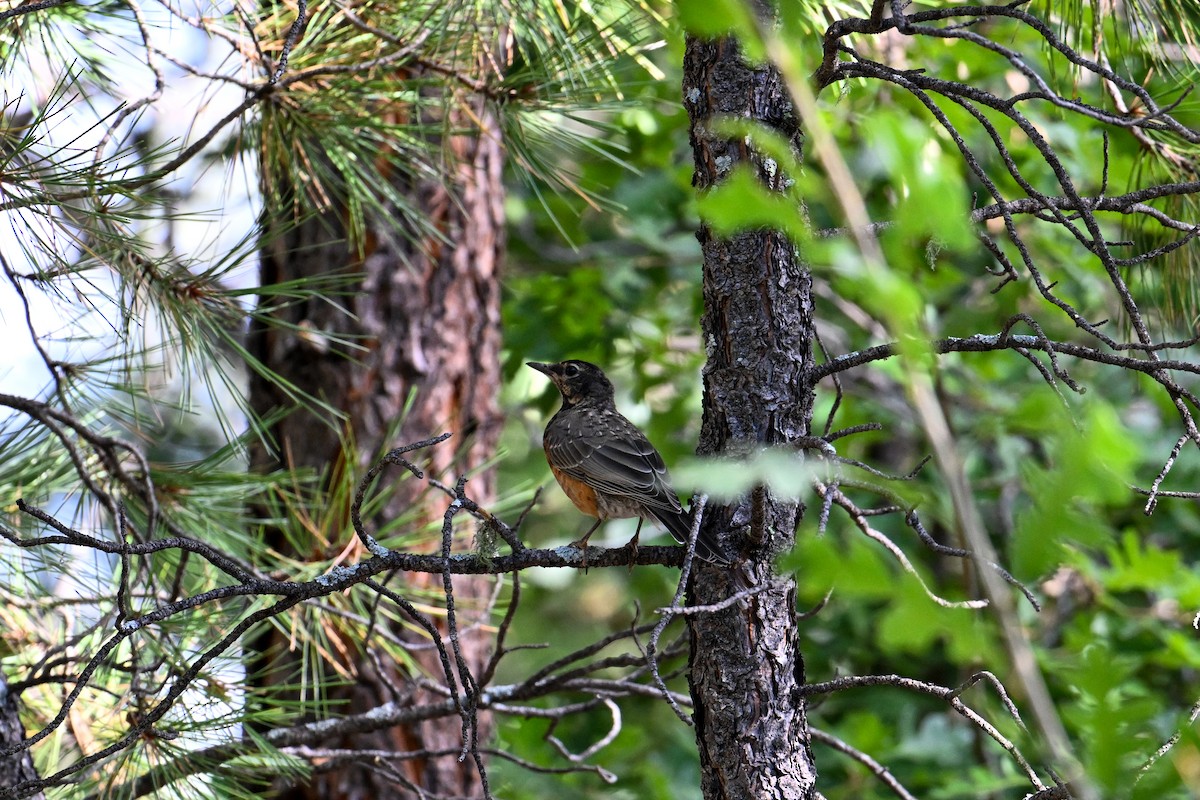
[527,360,729,565]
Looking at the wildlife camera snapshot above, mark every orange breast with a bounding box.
[549,464,601,518]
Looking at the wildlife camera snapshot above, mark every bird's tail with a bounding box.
[652,507,730,565]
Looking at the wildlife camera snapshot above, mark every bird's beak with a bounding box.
[526,361,553,376]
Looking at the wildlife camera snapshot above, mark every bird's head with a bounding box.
[527,360,615,408]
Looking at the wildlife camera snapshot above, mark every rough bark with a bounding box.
[0,675,43,800]
[683,32,819,800]
[248,83,504,799]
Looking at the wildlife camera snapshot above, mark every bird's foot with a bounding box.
[622,532,640,572]
[569,537,592,571]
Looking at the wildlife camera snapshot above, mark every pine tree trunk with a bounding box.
[249,84,504,800]
[0,675,43,800]
[683,31,819,800]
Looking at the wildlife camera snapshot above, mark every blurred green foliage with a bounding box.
[495,1,1200,798]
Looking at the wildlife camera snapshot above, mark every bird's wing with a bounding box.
[544,416,683,514]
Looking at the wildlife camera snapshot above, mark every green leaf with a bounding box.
[695,167,809,241]
[676,0,761,54]
[1011,400,1139,578]
[1104,531,1183,591]
[786,528,894,603]
[674,449,816,501]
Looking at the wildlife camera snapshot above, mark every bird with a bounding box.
[527,359,729,565]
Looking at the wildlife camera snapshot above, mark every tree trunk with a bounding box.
[0,675,44,800]
[249,79,504,800]
[683,32,819,800]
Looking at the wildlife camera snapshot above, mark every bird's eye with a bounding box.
[563,363,580,378]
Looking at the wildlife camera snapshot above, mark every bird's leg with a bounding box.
[623,518,643,571]
[570,518,604,570]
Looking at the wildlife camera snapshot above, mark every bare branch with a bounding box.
[810,727,918,800]
[802,673,1045,789]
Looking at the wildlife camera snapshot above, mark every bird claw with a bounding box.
[569,538,591,571]
[623,533,639,572]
